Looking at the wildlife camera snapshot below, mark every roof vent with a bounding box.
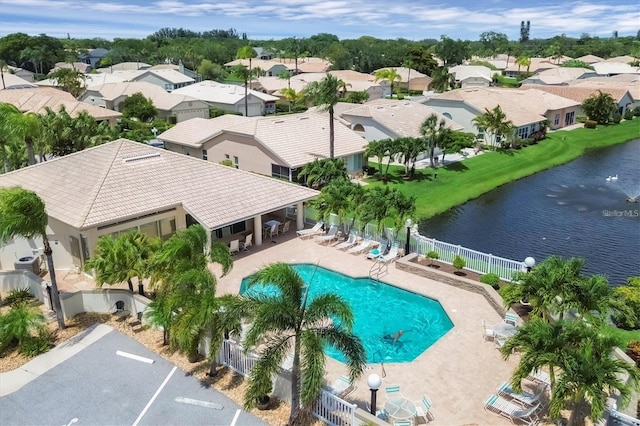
[123,153,161,163]
[273,119,285,124]
[298,116,309,120]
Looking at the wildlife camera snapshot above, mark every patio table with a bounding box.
[384,397,417,421]
[264,220,281,228]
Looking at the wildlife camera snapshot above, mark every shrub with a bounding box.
[19,335,51,357]
[576,114,588,123]
[626,341,640,367]
[624,109,634,120]
[611,111,622,124]
[426,250,439,265]
[481,273,501,289]
[453,255,466,271]
[498,284,520,308]
[633,106,640,117]
[611,276,640,329]
[4,288,33,306]
[584,120,597,129]
[0,304,47,355]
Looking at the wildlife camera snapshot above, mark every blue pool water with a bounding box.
[239,264,453,363]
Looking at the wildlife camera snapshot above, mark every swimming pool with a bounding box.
[239,264,453,363]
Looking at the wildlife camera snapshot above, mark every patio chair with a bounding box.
[335,233,358,250]
[484,394,541,426]
[229,239,240,255]
[482,320,495,341]
[414,394,433,424]
[280,220,291,235]
[111,300,130,321]
[385,384,403,399]
[297,221,324,239]
[264,223,279,241]
[347,239,373,255]
[497,382,543,407]
[364,403,389,421]
[240,233,252,251]
[379,245,400,263]
[393,421,413,426]
[504,312,520,326]
[315,225,339,245]
[327,375,356,397]
[527,369,551,387]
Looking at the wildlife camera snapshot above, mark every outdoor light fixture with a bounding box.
[404,218,412,256]
[524,256,536,273]
[367,373,383,416]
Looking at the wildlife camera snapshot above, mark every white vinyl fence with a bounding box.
[217,339,356,426]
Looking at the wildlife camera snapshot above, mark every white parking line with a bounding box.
[116,350,154,364]
[229,409,241,426]
[175,397,223,409]
[132,366,177,426]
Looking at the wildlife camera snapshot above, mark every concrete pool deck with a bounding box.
[213,232,523,425]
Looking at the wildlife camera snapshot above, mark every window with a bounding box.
[159,218,176,240]
[565,111,575,126]
[225,154,230,159]
[164,83,172,90]
[517,127,529,139]
[272,164,291,180]
[202,149,208,161]
[213,221,247,239]
[352,124,365,132]
[140,222,159,238]
[553,114,560,126]
[234,156,239,169]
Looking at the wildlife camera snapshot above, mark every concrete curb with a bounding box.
[0,323,113,396]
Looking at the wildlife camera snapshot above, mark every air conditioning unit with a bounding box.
[14,255,41,275]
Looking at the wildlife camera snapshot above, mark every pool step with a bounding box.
[369,260,388,281]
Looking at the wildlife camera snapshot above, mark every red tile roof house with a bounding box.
[0,139,318,271]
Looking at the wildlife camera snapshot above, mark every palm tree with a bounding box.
[234,263,366,424]
[297,158,348,188]
[364,139,391,180]
[304,74,342,158]
[0,303,47,353]
[5,109,40,166]
[516,55,531,73]
[420,113,448,168]
[374,68,401,98]
[311,178,354,234]
[336,78,351,98]
[0,188,65,329]
[396,137,426,178]
[232,65,259,117]
[278,70,293,89]
[48,67,86,98]
[279,87,303,113]
[0,102,23,173]
[84,231,159,295]
[472,105,514,148]
[428,66,451,93]
[549,330,640,425]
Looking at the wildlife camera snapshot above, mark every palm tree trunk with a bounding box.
[244,81,249,116]
[127,278,134,292]
[25,137,36,165]
[329,107,335,158]
[137,281,145,296]
[289,345,301,425]
[43,238,66,329]
[567,395,585,426]
[1,142,9,173]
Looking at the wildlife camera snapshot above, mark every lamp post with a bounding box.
[367,373,382,416]
[404,218,412,256]
[524,256,536,273]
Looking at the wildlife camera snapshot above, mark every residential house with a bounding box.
[97,62,152,72]
[470,54,512,71]
[520,67,597,85]
[569,74,640,107]
[424,87,580,146]
[254,47,276,60]
[81,82,210,123]
[521,84,634,114]
[225,58,292,77]
[295,57,333,73]
[0,139,318,270]
[78,48,109,68]
[51,62,93,74]
[603,55,635,64]
[372,67,433,93]
[333,99,463,142]
[0,73,37,90]
[37,72,129,90]
[3,65,35,82]
[149,61,201,82]
[172,80,278,116]
[132,69,195,92]
[157,111,368,179]
[575,54,604,64]
[0,87,121,124]
[504,57,559,78]
[592,62,640,77]
[449,65,494,88]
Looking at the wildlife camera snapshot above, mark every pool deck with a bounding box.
[214,232,523,425]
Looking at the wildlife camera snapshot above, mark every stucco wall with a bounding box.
[204,134,278,176]
[424,99,481,134]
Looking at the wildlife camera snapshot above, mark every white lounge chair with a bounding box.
[504,312,520,326]
[379,245,399,263]
[482,320,495,341]
[497,382,543,407]
[327,375,356,397]
[335,233,358,250]
[315,225,339,245]
[240,233,252,251]
[347,239,373,255]
[229,239,240,255]
[484,394,541,425]
[297,222,324,238]
[527,369,551,387]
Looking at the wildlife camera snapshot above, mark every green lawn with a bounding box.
[601,324,640,349]
[367,120,640,219]
[494,75,520,88]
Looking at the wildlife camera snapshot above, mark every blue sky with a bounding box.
[0,0,638,41]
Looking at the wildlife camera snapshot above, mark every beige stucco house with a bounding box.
[372,67,433,94]
[0,139,319,271]
[568,74,640,107]
[520,84,634,115]
[158,111,368,181]
[0,73,37,90]
[424,87,580,146]
[449,65,494,88]
[81,81,210,123]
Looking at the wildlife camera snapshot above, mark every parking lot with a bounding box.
[0,326,267,426]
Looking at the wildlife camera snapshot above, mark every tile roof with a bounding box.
[97,62,151,72]
[84,81,205,110]
[523,67,594,85]
[568,75,640,100]
[504,57,559,73]
[0,73,37,90]
[372,67,429,82]
[603,55,635,63]
[336,99,464,137]
[158,112,368,168]
[448,65,494,82]
[0,139,319,230]
[0,87,121,120]
[172,80,278,103]
[592,62,640,76]
[576,55,604,64]
[519,84,631,103]
[140,69,195,84]
[434,87,573,126]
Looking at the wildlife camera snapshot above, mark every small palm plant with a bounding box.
[453,255,466,274]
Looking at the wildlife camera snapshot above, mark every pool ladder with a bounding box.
[369,259,388,281]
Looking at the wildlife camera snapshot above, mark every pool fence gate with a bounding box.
[217,339,357,426]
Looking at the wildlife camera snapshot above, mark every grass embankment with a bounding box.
[368,120,640,219]
[601,325,640,350]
